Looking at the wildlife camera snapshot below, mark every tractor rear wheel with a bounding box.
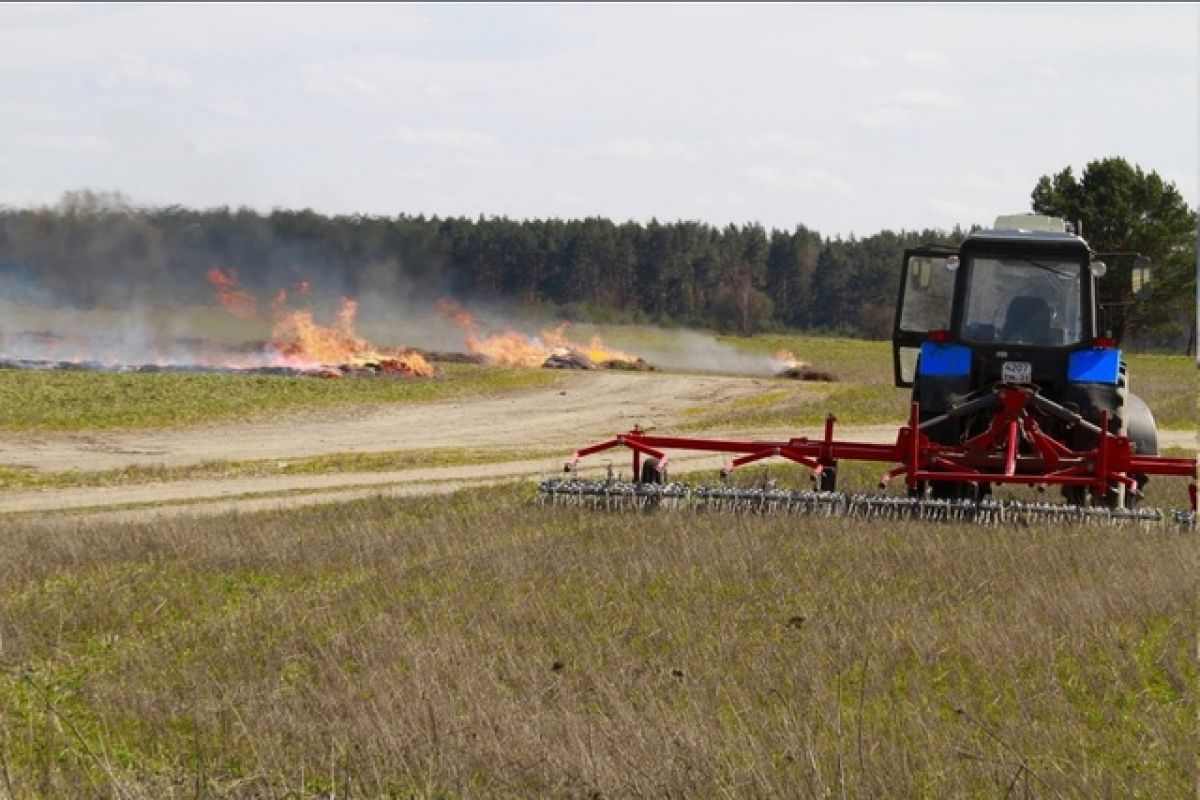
[1063,363,1141,509]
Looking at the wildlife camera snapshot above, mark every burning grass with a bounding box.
[435,299,652,370]
[207,267,436,377]
[0,363,561,432]
[0,485,1193,797]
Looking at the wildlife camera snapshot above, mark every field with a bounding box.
[0,330,1196,797]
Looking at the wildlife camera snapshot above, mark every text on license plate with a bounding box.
[1001,361,1032,384]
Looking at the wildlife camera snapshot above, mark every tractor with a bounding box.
[541,214,1196,524]
[893,213,1158,507]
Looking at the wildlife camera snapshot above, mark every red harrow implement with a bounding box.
[539,385,1197,526]
[543,215,1198,526]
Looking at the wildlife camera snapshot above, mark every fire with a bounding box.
[206,269,434,377]
[433,298,476,329]
[465,330,553,368]
[541,323,640,365]
[772,349,811,371]
[435,298,643,368]
[207,267,258,319]
[270,298,368,365]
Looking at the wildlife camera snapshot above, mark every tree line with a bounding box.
[0,192,962,339]
[0,157,1192,349]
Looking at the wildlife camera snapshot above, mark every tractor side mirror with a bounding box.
[1131,255,1152,295]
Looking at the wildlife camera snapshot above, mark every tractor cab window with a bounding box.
[899,255,956,333]
[894,252,958,385]
[961,256,1083,347]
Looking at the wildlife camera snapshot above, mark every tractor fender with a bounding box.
[1125,392,1158,457]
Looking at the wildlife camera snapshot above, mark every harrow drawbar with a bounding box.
[539,478,1191,526]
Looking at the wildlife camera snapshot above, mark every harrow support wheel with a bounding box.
[816,465,837,492]
[640,457,667,485]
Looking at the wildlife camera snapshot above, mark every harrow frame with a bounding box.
[557,386,1197,516]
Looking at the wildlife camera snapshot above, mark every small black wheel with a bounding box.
[640,457,667,485]
[929,480,983,502]
[817,465,837,492]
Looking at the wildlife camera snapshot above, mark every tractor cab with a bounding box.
[893,214,1101,391]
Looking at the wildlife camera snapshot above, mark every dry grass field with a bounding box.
[0,485,1195,798]
[0,331,1195,797]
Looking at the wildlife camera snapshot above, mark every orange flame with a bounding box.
[270,298,368,365]
[435,297,641,368]
[542,323,639,365]
[466,331,555,368]
[434,298,476,329]
[207,267,258,319]
[772,349,811,370]
[207,269,433,377]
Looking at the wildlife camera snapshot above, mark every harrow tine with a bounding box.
[537,478,1189,529]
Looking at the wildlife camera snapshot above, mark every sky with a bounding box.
[0,2,1195,238]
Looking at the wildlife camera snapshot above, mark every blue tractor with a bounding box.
[892,214,1159,507]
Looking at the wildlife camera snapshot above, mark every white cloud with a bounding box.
[12,133,112,153]
[1030,64,1063,81]
[903,50,948,70]
[395,125,499,149]
[884,171,1028,197]
[302,64,378,98]
[736,132,821,156]
[894,88,959,110]
[594,138,695,161]
[203,93,251,119]
[101,53,190,91]
[856,107,908,130]
[927,197,993,227]
[831,54,877,73]
[0,3,1191,235]
[740,165,852,196]
[392,167,428,181]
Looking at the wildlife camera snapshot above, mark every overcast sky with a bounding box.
[0,2,1195,237]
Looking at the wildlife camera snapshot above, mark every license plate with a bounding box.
[1001,360,1032,384]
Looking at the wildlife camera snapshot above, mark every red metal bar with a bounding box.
[730,446,825,471]
[1003,418,1019,477]
[1096,410,1110,499]
[907,402,921,491]
[560,393,1197,507]
[1129,455,1198,477]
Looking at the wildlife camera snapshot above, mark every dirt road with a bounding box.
[1,371,786,472]
[0,371,802,521]
[2,370,1193,523]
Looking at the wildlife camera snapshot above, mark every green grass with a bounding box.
[0,486,1193,797]
[1124,353,1198,430]
[0,364,561,432]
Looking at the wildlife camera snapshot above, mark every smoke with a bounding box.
[0,195,786,375]
[578,327,784,376]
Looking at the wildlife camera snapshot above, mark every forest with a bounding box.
[0,157,1193,350]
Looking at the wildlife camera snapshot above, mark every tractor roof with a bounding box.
[966,213,1089,250]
